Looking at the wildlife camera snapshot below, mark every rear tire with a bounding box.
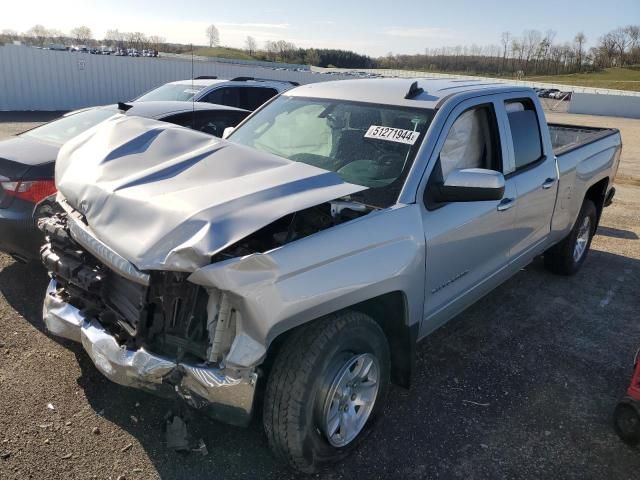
[263,311,390,473]
[544,199,597,275]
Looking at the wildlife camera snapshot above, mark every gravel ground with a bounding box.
[0,110,639,479]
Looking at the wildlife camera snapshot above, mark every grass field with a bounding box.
[526,68,640,92]
[192,46,255,60]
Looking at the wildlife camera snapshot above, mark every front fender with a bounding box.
[189,205,426,368]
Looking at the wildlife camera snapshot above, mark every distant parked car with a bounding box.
[135,76,296,111]
[48,43,67,51]
[0,101,249,261]
[554,91,572,100]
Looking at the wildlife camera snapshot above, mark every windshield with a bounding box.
[22,108,117,144]
[230,96,433,206]
[136,83,205,102]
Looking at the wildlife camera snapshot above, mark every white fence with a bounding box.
[569,93,640,119]
[2,45,639,115]
[0,45,349,111]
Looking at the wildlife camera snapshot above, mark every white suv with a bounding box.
[134,76,297,111]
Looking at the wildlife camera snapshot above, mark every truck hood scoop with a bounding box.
[56,115,366,271]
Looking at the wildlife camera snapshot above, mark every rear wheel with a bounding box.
[263,311,390,473]
[544,199,597,275]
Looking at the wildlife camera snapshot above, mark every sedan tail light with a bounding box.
[1,180,57,204]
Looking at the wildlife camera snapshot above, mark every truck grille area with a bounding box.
[40,213,212,362]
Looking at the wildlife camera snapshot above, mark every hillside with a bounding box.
[526,68,640,92]
[192,46,255,61]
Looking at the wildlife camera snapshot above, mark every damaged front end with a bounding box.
[38,115,378,426]
[39,195,373,426]
[40,210,256,426]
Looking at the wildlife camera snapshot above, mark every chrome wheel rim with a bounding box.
[573,216,591,262]
[322,353,380,448]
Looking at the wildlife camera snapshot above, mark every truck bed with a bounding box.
[549,123,619,156]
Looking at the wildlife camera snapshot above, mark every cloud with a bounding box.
[384,27,458,40]
[313,20,337,26]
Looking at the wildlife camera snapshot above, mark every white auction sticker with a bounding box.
[364,125,420,145]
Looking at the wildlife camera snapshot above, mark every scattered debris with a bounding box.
[135,402,140,408]
[130,415,138,424]
[132,468,143,473]
[47,403,55,411]
[92,427,100,435]
[480,443,489,449]
[1,451,11,460]
[164,414,191,452]
[120,443,133,453]
[61,453,72,459]
[43,439,50,445]
[65,421,72,426]
[462,400,490,407]
[38,423,53,429]
[116,475,126,480]
[193,439,208,457]
[162,410,207,456]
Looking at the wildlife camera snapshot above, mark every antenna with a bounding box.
[191,43,195,130]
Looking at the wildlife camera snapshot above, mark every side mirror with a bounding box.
[432,168,505,203]
[222,127,235,139]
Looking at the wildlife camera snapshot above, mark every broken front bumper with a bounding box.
[43,279,257,426]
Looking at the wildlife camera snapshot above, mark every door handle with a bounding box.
[497,198,515,212]
[542,177,556,189]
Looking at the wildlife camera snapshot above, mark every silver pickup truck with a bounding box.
[39,78,621,472]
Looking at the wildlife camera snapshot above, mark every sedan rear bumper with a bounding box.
[43,279,257,426]
[0,198,43,260]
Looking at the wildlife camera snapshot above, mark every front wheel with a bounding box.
[544,199,597,275]
[263,311,390,473]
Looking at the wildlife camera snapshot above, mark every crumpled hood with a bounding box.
[56,115,365,271]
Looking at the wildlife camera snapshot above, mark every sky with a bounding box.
[3,0,639,57]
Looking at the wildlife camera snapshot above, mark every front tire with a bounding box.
[263,311,390,473]
[544,199,597,275]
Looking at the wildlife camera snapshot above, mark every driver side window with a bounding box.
[439,105,502,179]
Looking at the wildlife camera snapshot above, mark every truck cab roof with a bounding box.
[285,78,532,109]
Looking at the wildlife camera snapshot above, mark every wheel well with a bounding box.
[585,177,609,224]
[350,291,416,388]
[264,292,416,389]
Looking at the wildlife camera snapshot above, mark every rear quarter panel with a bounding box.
[550,131,622,241]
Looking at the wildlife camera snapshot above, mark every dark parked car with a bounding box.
[539,88,560,98]
[0,101,249,262]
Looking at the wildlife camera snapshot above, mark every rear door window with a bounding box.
[202,87,242,108]
[242,87,278,110]
[504,99,543,173]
